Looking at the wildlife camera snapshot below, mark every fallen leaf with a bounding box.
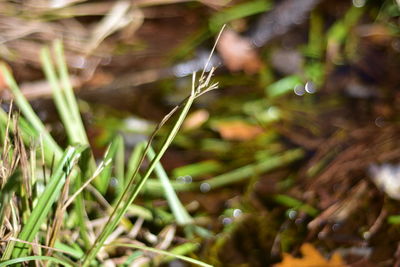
[183,109,209,131]
[217,28,262,74]
[214,120,263,141]
[0,62,10,90]
[85,71,114,88]
[274,243,346,267]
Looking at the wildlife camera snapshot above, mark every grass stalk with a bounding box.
[82,68,218,266]
[105,243,212,267]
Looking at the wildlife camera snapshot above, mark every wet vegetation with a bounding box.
[1,0,400,266]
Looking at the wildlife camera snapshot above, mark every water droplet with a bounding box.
[266,106,280,120]
[295,218,304,225]
[318,231,327,239]
[233,209,242,218]
[363,231,371,240]
[288,209,297,220]
[184,175,192,184]
[332,223,340,231]
[110,177,118,187]
[294,84,305,96]
[176,176,185,184]
[305,81,316,94]
[71,56,86,69]
[352,0,366,8]
[200,183,211,193]
[222,217,233,225]
[375,117,385,128]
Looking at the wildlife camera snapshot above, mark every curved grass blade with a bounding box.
[0,255,73,267]
[105,243,212,267]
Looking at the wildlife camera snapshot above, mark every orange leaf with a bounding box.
[183,109,209,131]
[215,120,263,141]
[274,243,346,267]
[216,28,262,74]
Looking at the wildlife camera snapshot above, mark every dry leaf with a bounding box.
[275,243,346,267]
[215,120,263,141]
[183,109,209,131]
[0,62,10,91]
[216,28,262,74]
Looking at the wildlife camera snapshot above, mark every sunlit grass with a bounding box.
[0,37,219,266]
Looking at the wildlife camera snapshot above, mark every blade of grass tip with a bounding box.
[105,243,212,267]
[40,47,82,144]
[82,88,197,267]
[0,255,73,267]
[0,64,62,162]
[53,40,89,144]
[199,24,225,81]
[147,146,193,225]
[12,145,86,258]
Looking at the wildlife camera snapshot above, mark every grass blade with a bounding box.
[12,145,86,258]
[0,255,73,267]
[0,64,62,163]
[147,146,193,225]
[142,148,304,195]
[105,243,212,267]
[40,47,83,144]
[53,40,88,144]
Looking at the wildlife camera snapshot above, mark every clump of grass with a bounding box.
[0,31,220,266]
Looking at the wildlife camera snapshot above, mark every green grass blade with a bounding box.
[147,146,193,225]
[53,40,89,144]
[12,145,86,258]
[40,47,83,144]
[74,176,91,249]
[172,160,222,179]
[0,171,20,230]
[209,0,271,32]
[114,135,125,194]
[0,255,73,267]
[125,141,146,183]
[143,148,304,195]
[273,194,319,217]
[105,243,212,267]
[0,64,62,163]
[97,136,123,194]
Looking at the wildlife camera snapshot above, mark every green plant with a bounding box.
[0,36,219,266]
